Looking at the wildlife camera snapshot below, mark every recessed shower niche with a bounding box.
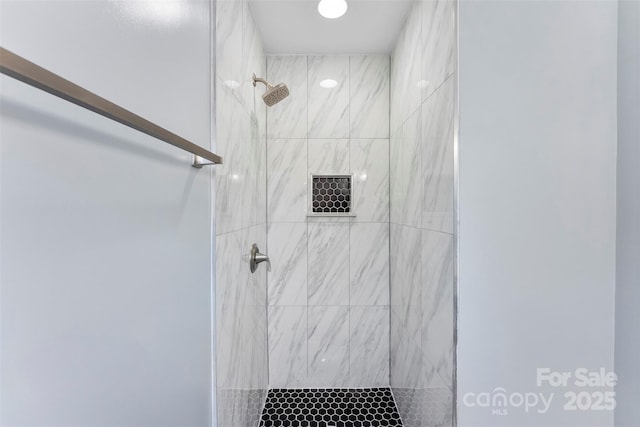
[309,174,354,216]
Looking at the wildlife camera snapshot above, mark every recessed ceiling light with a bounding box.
[317,0,348,19]
[320,79,338,89]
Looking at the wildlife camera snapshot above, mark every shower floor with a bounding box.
[259,388,403,427]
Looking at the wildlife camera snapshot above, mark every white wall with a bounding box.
[458,1,618,426]
[615,1,640,426]
[0,1,214,425]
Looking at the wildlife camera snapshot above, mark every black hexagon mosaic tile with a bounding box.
[311,175,352,214]
[259,388,403,427]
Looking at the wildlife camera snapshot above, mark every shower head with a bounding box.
[252,73,289,107]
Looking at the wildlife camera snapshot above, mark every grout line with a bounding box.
[387,53,393,389]
[306,55,310,383]
[264,54,271,391]
[347,54,352,388]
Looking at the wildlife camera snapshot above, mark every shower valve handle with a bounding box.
[250,243,271,273]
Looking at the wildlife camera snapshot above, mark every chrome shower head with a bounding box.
[252,73,289,107]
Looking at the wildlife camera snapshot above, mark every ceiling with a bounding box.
[248,0,414,54]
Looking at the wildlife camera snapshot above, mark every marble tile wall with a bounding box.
[215,1,269,427]
[389,1,456,427]
[266,55,391,388]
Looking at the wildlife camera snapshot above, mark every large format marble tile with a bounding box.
[241,2,265,113]
[421,0,456,101]
[215,79,250,235]
[268,306,308,387]
[350,139,389,222]
[241,114,259,229]
[267,223,307,306]
[307,223,349,306]
[390,224,422,343]
[401,1,423,123]
[308,139,350,174]
[422,77,454,233]
[350,223,389,306]
[350,55,390,139]
[308,306,350,387]
[389,224,402,315]
[308,56,350,138]
[390,35,406,136]
[401,109,422,228]
[389,130,403,225]
[255,123,267,224]
[350,306,390,387]
[267,138,307,222]
[390,311,422,389]
[421,230,454,388]
[216,0,242,103]
[390,311,424,427]
[267,56,307,138]
[216,230,251,389]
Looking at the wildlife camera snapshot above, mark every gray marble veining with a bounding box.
[401,110,423,229]
[390,224,422,343]
[422,77,454,234]
[267,223,307,306]
[421,0,456,102]
[421,230,454,388]
[350,139,390,222]
[350,306,390,387]
[308,306,350,387]
[267,138,307,222]
[216,231,246,389]
[307,223,350,306]
[308,56,350,138]
[390,310,422,389]
[390,36,406,136]
[308,139,350,174]
[350,55,390,139]
[401,1,424,123]
[216,0,242,104]
[389,130,403,225]
[241,3,265,113]
[268,306,308,387]
[215,79,250,235]
[267,56,307,138]
[256,115,267,224]
[350,223,390,306]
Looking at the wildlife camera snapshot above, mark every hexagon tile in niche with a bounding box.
[311,175,352,214]
[259,388,403,427]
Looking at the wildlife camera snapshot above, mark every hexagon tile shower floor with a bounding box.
[259,388,403,427]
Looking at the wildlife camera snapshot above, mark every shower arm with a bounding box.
[252,74,273,89]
